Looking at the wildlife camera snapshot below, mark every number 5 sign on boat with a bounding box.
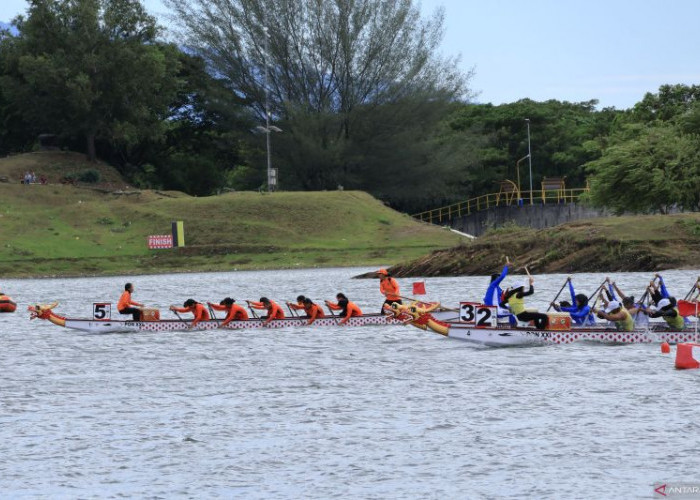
[93,303,111,320]
[459,302,496,328]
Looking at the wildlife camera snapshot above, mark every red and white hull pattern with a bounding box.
[46,313,414,334]
[399,301,699,347]
[442,324,700,347]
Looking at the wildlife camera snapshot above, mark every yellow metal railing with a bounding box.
[412,187,590,225]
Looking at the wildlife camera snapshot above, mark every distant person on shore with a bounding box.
[208,297,248,327]
[248,297,285,325]
[170,299,210,328]
[23,171,32,184]
[377,269,401,314]
[117,283,143,321]
[500,275,549,329]
[326,293,363,325]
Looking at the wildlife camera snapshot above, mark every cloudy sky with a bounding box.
[3,0,699,110]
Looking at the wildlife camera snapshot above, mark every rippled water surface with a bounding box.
[2,268,700,499]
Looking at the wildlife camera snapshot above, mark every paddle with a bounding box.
[207,303,223,328]
[589,278,611,313]
[169,305,190,328]
[325,303,341,325]
[245,300,268,327]
[207,304,216,319]
[286,302,300,318]
[683,278,700,301]
[632,288,652,325]
[245,300,259,319]
[547,277,570,312]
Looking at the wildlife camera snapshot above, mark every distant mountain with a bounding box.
[0,21,19,36]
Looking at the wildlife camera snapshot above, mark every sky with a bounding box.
[2,0,699,110]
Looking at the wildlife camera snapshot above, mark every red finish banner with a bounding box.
[148,235,173,249]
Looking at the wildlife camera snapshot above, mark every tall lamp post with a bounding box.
[255,122,282,191]
[258,26,282,192]
[525,118,533,205]
[516,154,529,203]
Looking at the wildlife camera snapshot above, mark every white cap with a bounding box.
[521,279,530,289]
[605,301,621,313]
[658,298,671,309]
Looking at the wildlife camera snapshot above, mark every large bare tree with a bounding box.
[165,0,474,200]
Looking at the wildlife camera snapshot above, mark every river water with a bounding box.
[1,268,699,499]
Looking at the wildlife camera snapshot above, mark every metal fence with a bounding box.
[412,187,590,225]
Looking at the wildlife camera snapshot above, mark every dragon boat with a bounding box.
[391,301,700,347]
[28,302,458,334]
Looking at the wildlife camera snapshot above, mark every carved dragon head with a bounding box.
[28,302,59,320]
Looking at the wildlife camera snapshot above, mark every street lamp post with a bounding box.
[525,118,533,205]
[260,26,282,192]
[516,154,530,203]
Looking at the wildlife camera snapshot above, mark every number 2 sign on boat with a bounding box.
[459,302,497,327]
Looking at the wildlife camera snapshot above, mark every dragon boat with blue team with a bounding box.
[390,300,700,347]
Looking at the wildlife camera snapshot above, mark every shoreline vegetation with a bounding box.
[0,152,464,279]
[379,214,700,278]
[2,153,699,279]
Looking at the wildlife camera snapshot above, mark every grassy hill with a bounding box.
[0,152,463,277]
[387,214,700,276]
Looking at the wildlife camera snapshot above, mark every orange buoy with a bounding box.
[661,342,671,354]
[0,294,17,313]
[675,343,700,370]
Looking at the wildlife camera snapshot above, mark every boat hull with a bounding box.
[442,324,700,347]
[53,313,410,334]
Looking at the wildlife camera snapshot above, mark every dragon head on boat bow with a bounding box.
[28,302,66,327]
[388,301,450,336]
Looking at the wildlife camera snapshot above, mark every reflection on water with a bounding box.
[1,268,699,498]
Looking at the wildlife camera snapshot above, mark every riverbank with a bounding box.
[0,152,463,278]
[382,213,700,277]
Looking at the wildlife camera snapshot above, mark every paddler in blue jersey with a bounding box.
[551,278,595,326]
[483,257,515,324]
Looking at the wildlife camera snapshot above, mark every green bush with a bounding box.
[77,169,101,183]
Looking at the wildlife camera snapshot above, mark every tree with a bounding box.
[164,0,473,203]
[126,51,256,194]
[0,0,181,161]
[446,99,619,200]
[631,84,700,123]
[586,123,700,213]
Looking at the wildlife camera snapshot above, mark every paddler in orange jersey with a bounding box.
[248,297,285,325]
[208,297,249,327]
[286,295,307,314]
[118,282,143,321]
[301,298,326,325]
[170,299,210,328]
[325,293,363,325]
[377,268,402,314]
